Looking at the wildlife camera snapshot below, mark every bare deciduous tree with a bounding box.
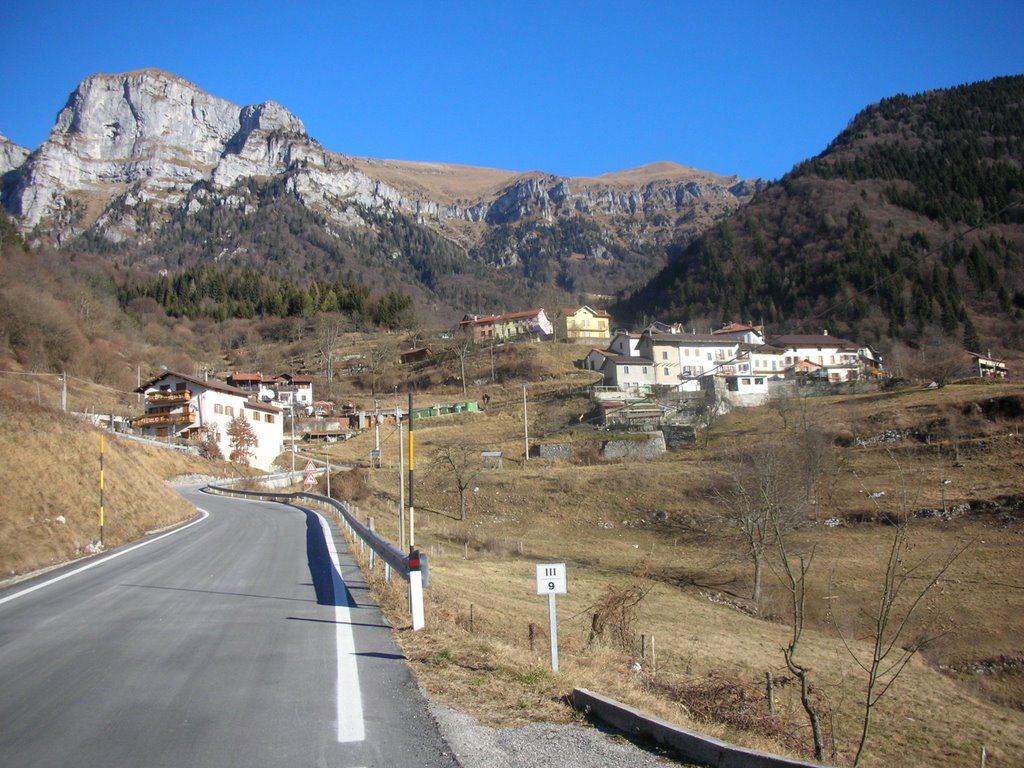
[696,385,725,448]
[315,315,345,401]
[773,533,827,762]
[366,341,397,396]
[711,441,813,611]
[432,443,482,520]
[445,337,474,396]
[836,463,971,766]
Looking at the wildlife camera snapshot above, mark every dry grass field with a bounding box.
[2,340,1022,767]
[0,390,242,579]
[316,343,1024,768]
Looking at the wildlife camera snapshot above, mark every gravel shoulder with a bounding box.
[429,700,683,767]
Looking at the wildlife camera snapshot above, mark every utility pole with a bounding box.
[408,391,415,548]
[397,405,405,551]
[522,383,529,461]
[374,399,380,468]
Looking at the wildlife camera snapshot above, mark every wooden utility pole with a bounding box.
[522,383,529,461]
[408,392,415,548]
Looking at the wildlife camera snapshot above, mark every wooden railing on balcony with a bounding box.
[146,390,192,405]
[133,409,197,428]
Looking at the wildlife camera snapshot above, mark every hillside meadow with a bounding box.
[316,344,1024,768]
[2,341,1023,767]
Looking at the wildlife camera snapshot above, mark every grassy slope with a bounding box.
[320,344,1024,768]
[0,391,237,578]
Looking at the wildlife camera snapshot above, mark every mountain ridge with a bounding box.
[613,74,1024,365]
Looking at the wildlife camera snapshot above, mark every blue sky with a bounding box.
[2,1,1022,181]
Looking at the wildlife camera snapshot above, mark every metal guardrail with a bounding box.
[203,483,427,587]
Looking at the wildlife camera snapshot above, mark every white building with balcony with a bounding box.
[134,372,283,471]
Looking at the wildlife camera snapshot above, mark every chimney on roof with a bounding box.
[823,329,829,336]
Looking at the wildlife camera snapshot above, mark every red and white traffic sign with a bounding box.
[304,460,317,473]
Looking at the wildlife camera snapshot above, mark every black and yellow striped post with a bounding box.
[99,434,105,547]
[407,392,415,548]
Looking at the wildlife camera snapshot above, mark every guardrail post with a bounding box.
[368,518,376,570]
[408,548,425,631]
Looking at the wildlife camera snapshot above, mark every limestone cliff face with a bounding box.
[1,69,761,259]
[4,70,314,231]
[0,133,29,176]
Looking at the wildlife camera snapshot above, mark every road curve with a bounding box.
[0,486,456,768]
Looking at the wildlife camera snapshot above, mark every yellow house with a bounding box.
[559,306,611,343]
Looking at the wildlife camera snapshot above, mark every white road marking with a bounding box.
[0,509,210,607]
[318,512,365,743]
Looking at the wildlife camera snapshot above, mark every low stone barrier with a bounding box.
[572,688,824,768]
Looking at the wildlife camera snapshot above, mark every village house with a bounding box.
[459,314,497,344]
[400,345,434,365]
[638,328,752,392]
[225,372,269,396]
[134,371,283,471]
[583,349,655,394]
[607,331,642,357]
[460,309,553,343]
[771,332,883,382]
[582,322,887,408]
[558,306,612,344]
[227,372,316,413]
[273,373,315,410]
[969,351,1008,378]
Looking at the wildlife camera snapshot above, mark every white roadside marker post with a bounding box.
[536,563,567,673]
[409,549,425,631]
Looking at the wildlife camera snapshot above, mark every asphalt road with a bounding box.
[0,486,457,768]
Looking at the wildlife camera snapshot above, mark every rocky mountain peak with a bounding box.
[0,132,29,175]
[4,69,311,230]
[1,69,762,302]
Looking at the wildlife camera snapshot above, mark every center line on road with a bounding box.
[318,512,365,744]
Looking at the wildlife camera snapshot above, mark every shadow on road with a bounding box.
[305,509,358,608]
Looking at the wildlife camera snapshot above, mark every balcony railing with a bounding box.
[133,409,197,428]
[146,390,192,405]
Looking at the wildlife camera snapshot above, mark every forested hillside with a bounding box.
[614,75,1024,361]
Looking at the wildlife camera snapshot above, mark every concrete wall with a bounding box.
[601,432,666,459]
[539,443,574,460]
[661,424,697,448]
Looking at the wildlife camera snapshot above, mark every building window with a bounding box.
[661,351,668,360]
[214,403,223,414]
[642,367,648,374]
[266,414,275,424]
[623,366,629,374]
[226,406,234,417]
[251,411,260,421]
[664,367,669,376]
